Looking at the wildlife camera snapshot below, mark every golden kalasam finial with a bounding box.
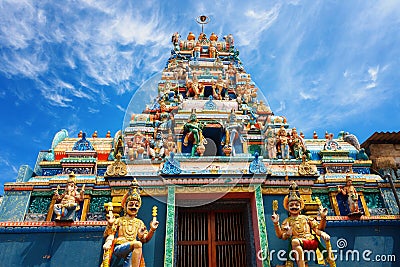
[272,200,278,214]
[196,15,210,33]
[152,206,158,223]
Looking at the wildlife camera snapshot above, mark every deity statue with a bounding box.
[154,101,174,132]
[101,179,159,267]
[148,131,165,160]
[212,74,226,100]
[186,75,203,99]
[198,32,207,43]
[127,132,146,160]
[256,100,271,113]
[226,62,237,88]
[183,109,207,156]
[290,128,304,159]
[53,172,85,221]
[223,34,234,48]
[222,109,245,156]
[264,126,277,159]
[193,42,201,60]
[277,126,290,160]
[247,109,260,129]
[162,82,178,103]
[242,81,252,104]
[337,176,361,216]
[271,182,335,267]
[209,43,217,58]
[165,131,177,157]
[171,32,180,50]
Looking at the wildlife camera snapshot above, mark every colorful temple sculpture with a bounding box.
[0,20,399,267]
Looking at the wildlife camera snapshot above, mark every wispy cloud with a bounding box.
[0,156,18,176]
[0,0,172,109]
[88,107,100,113]
[368,66,379,82]
[116,104,125,113]
[236,5,281,47]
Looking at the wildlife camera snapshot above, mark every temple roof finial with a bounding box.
[196,15,210,33]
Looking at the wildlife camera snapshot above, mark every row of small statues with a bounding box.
[160,72,260,106]
[127,111,308,160]
[171,31,235,54]
[263,126,307,160]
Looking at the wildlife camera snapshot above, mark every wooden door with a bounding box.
[177,208,249,267]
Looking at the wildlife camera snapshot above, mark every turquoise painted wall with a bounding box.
[263,195,400,267]
[0,195,167,267]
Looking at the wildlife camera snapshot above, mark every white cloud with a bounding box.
[368,66,379,82]
[236,5,281,46]
[275,100,286,113]
[365,82,377,90]
[0,0,172,108]
[0,156,18,175]
[43,90,73,107]
[88,107,100,113]
[116,104,125,112]
[299,91,317,100]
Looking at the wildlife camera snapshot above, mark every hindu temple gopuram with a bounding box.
[1,18,399,267]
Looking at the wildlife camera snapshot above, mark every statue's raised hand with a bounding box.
[106,211,115,225]
[150,220,159,230]
[271,213,279,223]
[319,205,328,218]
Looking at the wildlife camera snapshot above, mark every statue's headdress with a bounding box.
[67,172,77,184]
[189,109,197,122]
[121,178,142,208]
[283,181,304,211]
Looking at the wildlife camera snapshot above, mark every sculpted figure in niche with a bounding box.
[337,176,361,216]
[53,172,85,221]
[183,109,206,156]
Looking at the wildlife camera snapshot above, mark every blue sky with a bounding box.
[1,0,399,194]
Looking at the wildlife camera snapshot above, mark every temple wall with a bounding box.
[0,196,167,267]
[263,195,400,267]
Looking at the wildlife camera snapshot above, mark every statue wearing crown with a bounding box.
[271,182,335,267]
[101,179,159,267]
[53,172,85,221]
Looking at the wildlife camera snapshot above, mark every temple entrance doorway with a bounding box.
[202,126,224,156]
[176,201,255,267]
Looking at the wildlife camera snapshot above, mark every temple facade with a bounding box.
[0,26,399,267]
